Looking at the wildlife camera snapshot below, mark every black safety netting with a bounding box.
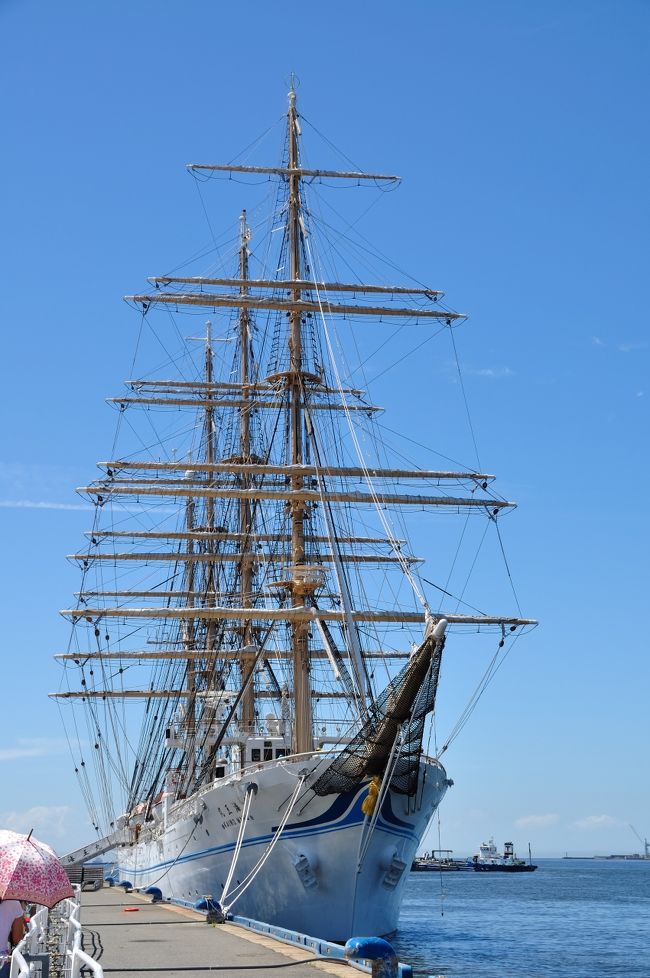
[312,629,444,797]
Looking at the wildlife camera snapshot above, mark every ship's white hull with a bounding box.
[116,754,449,941]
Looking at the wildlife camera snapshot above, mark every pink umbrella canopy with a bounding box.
[0,830,74,908]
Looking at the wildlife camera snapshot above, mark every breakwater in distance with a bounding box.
[392,857,649,978]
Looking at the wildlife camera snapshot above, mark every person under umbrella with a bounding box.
[0,898,24,978]
[0,828,75,976]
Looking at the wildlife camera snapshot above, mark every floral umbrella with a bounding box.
[0,830,74,908]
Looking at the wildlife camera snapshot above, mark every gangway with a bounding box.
[61,829,129,868]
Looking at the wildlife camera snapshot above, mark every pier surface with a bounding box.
[81,886,351,978]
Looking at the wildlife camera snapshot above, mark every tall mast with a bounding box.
[202,320,219,776]
[286,86,313,755]
[182,490,197,792]
[238,211,256,737]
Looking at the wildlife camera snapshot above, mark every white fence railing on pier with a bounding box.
[9,905,49,978]
[67,947,104,978]
[8,949,30,978]
[8,884,103,978]
[23,905,49,955]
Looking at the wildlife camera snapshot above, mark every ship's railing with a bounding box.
[159,751,326,828]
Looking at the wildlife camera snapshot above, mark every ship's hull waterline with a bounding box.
[116,755,449,941]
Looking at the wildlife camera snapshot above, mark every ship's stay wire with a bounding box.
[273,169,394,705]
[420,575,487,618]
[192,177,223,264]
[452,518,490,614]
[299,181,497,492]
[373,420,490,481]
[298,196,502,632]
[301,181,531,745]
[304,234,431,618]
[304,190,457,300]
[440,513,471,605]
[449,324,482,472]
[131,819,202,890]
[299,113,388,183]
[439,630,523,753]
[435,808,446,916]
[366,325,448,387]
[493,516,523,616]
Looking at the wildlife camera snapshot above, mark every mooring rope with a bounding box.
[221,774,306,913]
[220,783,257,908]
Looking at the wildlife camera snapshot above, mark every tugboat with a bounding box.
[471,839,537,872]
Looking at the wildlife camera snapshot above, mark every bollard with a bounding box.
[144,887,163,903]
[344,937,400,978]
[194,898,225,924]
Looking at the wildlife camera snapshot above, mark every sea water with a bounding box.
[392,858,649,978]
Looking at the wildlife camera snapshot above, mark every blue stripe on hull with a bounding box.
[117,786,421,879]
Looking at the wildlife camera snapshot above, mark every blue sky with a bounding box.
[0,0,648,859]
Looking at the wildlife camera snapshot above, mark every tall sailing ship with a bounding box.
[54,87,535,940]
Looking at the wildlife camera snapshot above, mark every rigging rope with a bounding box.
[133,818,201,889]
[304,235,432,620]
[440,631,522,753]
[449,325,482,473]
[492,515,523,616]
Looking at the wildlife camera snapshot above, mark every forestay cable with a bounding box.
[304,235,431,619]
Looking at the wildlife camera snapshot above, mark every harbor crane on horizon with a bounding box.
[629,825,649,858]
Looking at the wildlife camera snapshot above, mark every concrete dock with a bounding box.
[80,887,352,978]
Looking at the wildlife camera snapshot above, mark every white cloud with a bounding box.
[573,814,626,830]
[618,341,648,353]
[467,366,514,379]
[0,806,74,842]
[0,499,92,511]
[514,814,560,829]
[592,336,605,346]
[0,499,178,514]
[0,738,70,762]
[0,462,91,511]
